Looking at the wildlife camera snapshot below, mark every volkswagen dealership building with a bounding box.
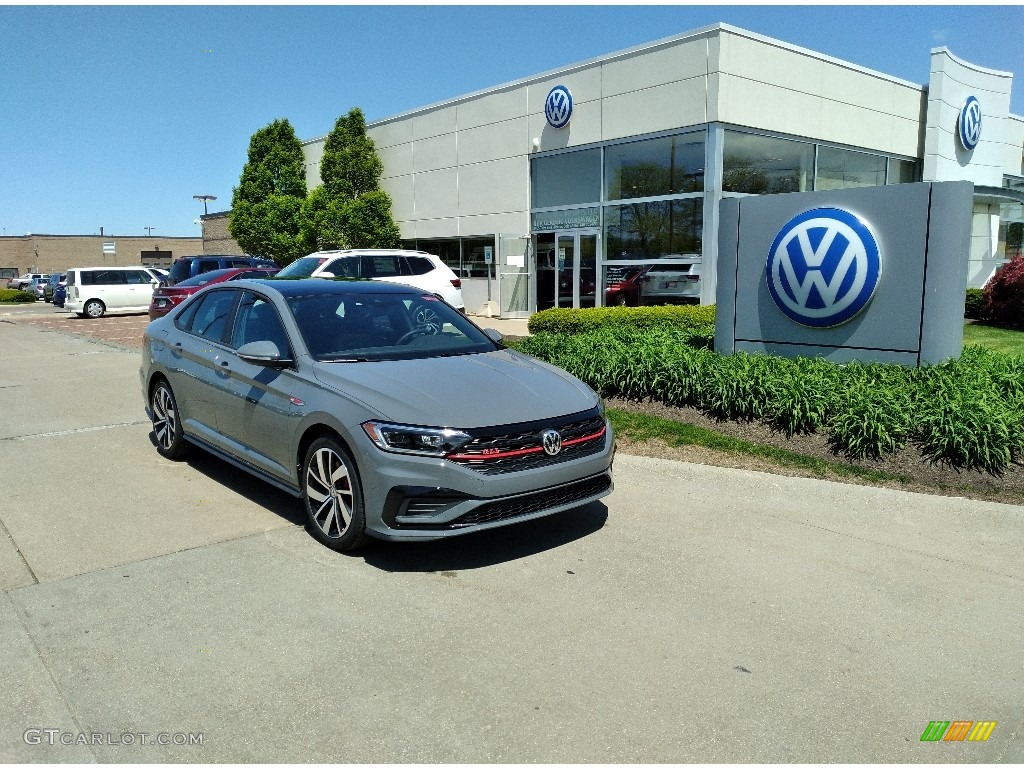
[302,23,1024,317]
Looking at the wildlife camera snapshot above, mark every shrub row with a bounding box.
[0,288,37,303]
[527,304,716,338]
[511,324,1024,474]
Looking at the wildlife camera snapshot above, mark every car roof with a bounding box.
[230,278,425,298]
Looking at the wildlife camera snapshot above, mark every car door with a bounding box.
[167,288,242,451]
[215,290,305,483]
[124,269,157,310]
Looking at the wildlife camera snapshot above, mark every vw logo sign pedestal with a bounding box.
[766,208,881,328]
[715,182,974,366]
[957,96,982,151]
[545,85,573,129]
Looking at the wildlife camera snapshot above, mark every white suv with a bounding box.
[276,250,464,311]
[65,266,166,318]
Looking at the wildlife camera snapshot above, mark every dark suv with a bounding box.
[164,255,277,286]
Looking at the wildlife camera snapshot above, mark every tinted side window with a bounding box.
[230,292,291,356]
[184,290,238,344]
[126,270,151,285]
[90,270,126,285]
[228,260,252,269]
[199,260,222,274]
[361,255,401,278]
[320,257,354,278]
[406,257,434,275]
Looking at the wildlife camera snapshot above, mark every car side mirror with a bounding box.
[237,340,293,368]
[482,328,504,344]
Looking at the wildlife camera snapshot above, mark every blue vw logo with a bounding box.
[958,96,982,151]
[766,208,881,328]
[545,85,573,129]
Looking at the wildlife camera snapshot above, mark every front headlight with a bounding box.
[362,421,472,457]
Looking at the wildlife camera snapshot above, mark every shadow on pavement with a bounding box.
[359,502,609,572]
[147,429,608,570]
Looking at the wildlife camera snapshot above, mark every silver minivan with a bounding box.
[65,266,166,318]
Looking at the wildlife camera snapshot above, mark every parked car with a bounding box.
[275,250,465,311]
[149,266,280,319]
[65,266,166,318]
[53,281,67,308]
[163,255,276,287]
[25,276,49,300]
[10,273,50,290]
[604,265,650,306]
[639,261,702,303]
[43,273,66,303]
[141,279,613,551]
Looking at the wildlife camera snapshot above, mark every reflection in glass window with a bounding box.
[604,135,704,200]
[888,158,918,184]
[411,239,460,274]
[531,149,601,208]
[604,199,702,260]
[462,237,496,280]
[723,131,813,194]
[817,147,886,190]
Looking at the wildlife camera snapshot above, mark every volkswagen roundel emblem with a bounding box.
[545,85,573,129]
[958,95,982,151]
[766,207,881,328]
[541,429,563,456]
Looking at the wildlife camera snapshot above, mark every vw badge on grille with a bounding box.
[541,429,562,456]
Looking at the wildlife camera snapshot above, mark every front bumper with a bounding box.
[356,420,615,541]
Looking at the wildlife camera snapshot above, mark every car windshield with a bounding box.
[286,291,496,362]
[174,269,236,288]
[166,260,194,285]
[276,256,331,279]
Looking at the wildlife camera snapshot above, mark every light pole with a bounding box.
[193,195,217,216]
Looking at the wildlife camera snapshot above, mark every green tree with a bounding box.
[229,119,307,264]
[301,108,401,251]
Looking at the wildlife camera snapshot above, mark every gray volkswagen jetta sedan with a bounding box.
[141,279,614,551]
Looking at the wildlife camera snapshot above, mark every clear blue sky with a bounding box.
[2,4,1023,238]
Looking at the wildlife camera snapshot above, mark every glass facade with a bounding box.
[405,237,496,279]
[604,135,704,200]
[816,146,887,190]
[723,132,814,194]
[530,148,601,209]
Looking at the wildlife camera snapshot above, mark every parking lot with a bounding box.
[1,306,1022,762]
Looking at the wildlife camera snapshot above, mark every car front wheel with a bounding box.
[151,379,189,459]
[303,437,367,552]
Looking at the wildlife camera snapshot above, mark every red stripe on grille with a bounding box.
[448,427,606,461]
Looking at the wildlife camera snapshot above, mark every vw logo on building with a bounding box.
[541,429,563,456]
[765,207,881,328]
[544,85,573,129]
[958,95,982,151]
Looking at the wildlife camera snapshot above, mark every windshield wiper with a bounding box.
[319,356,371,363]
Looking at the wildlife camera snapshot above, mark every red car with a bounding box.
[148,267,279,319]
[604,265,650,306]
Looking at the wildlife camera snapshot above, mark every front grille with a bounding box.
[449,473,612,528]
[448,412,607,475]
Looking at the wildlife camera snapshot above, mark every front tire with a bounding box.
[151,379,189,459]
[303,437,367,552]
[84,299,105,318]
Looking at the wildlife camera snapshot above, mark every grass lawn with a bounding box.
[963,322,1024,356]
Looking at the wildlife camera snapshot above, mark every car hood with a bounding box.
[311,349,598,428]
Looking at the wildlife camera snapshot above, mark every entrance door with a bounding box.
[537,230,599,310]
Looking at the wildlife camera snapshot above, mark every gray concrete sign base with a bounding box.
[1,319,1021,763]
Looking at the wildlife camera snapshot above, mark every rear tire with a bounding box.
[151,379,189,460]
[84,299,105,318]
[303,437,367,552]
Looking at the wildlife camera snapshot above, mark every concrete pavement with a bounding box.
[0,317,1021,762]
